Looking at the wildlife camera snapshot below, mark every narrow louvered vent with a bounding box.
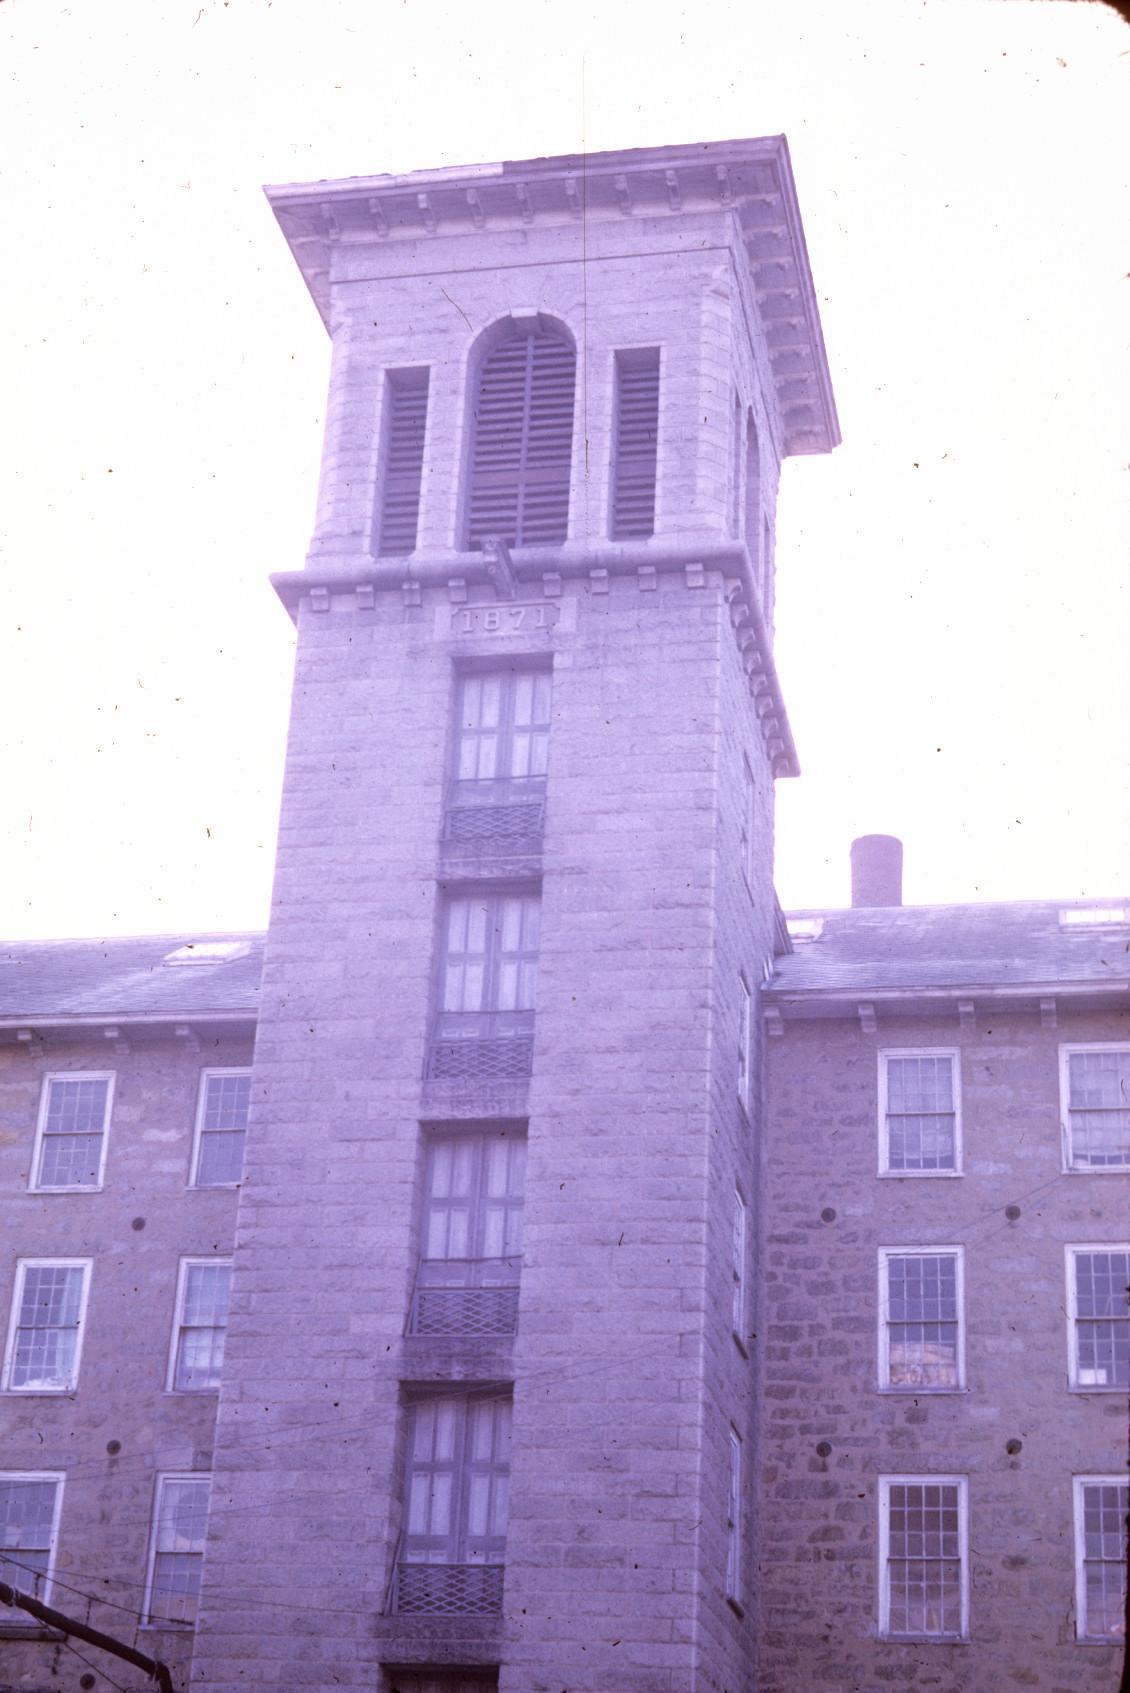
[467,328,575,549]
[610,349,660,539]
[376,368,429,556]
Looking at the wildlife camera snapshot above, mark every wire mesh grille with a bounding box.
[409,1285,520,1338]
[426,1037,533,1083]
[443,801,545,851]
[395,1562,504,1616]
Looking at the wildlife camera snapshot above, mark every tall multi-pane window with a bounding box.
[191,1070,251,1188]
[725,1428,743,1604]
[375,368,430,556]
[737,977,752,1110]
[739,757,756,889]
[1073,1477,1128,1641]
[408,1130,526,1337]
[1066,1246,1130,1389]
[0,1475,63,1620]
[880,1051,960,1175]
[445,669,552,856]
[729,393,743,537]
[879,1249,964,1390]
[879,1477,968,1639]
[1061,1046,1130,1171]
[168,1260,233,1392]
[466,323,575,549]
[428,893,540,1083]
[396,1394,512,1616]
[609,348,660,539]
[31,1074,114,1191]
[144,1475,210,1627]
[3,1261,90,1393]
[731,1189,747,1342]
[744,411,761,575]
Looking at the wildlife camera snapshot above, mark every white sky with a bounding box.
[0,0,1127,937]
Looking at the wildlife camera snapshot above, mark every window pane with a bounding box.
[196,1130,245,1186]
[37,1133,103,1188]
[1068,1051,1130,1167]
[44,1078,108,1135]
[12,1267,84,1389]
[0,1476,57,1615]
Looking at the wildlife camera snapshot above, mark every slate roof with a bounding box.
[0,933,265,1025]
[768,901,1130,1001]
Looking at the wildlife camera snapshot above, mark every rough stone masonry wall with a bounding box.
[191,565,769,1693]
[757,1005,1130,1693]
[0,1031,247,1692]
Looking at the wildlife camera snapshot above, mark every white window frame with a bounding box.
[142,1473,210,1629]
[1065,1243,1130,1392]
[0,1472,65,1619]
[739,757,756,890]
[878,1475,969,1640]
[166,1258,233,1394]
[1059,1044,1130,1174]
[1073,1474,1129,1643]
[190,1068,251,1189]
[737,976,752,1111]
[878,1049,962,1178]
[725,1426,743,1605]
[731,1188,747,1347]
[878,1247,965,1392]
[29,1072,115,1192]
[2,1260,92,1394]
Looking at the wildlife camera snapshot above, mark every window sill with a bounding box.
[877,1169,963,1180]
[877,1385,968,1396]
[1062,1164,1130,1176]
[2,1386,76,1397]
[1068,1384,1128,1396]
[188,1181,242,1191]
[878,1633,969,1645]
[28,1186,104,1196]
[0,1624,64,1640]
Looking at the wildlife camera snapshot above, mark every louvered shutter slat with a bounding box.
[377,370,429,555]
[610,351,660,540]
[467,329,575,548]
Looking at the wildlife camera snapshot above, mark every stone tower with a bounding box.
[191,138,838,1693]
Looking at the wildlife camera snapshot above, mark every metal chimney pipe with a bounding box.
[850,835,903,908]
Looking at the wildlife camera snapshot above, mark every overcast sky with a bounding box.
[1,0,1127,938]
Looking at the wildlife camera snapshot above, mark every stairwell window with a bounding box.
[168,1259,233,1392]
[143,1475,210,1627]
[191,1069,251,1188]
[31,1073,114,1191]
[1060,1046,1130,1171]
[375,368,430,556]
[466,320,575,549]
[879,1051,961,1175]
[427,893,540,1083]
[879,1248,964,1390]
[609,348,660,538]
[444,668,551,855]
[1066,1246,1130,1389]
[3,1261,91,1393]
[395,1393,512,1615]
[1073,1477,1128,1641]
[0,1475,63,1624]
[408,1129,526,1337]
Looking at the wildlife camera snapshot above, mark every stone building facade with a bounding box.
[758,852,1130,1693]
[0,136,1125,1693]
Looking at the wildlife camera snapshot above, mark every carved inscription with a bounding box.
[445,602,560,636]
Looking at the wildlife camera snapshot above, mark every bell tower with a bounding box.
[191,139,838,1693]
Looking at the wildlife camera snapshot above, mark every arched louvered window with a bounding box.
[466,323,576,549]
[610,348,660,539]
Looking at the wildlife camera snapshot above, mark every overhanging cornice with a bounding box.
[265,135,839,459]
